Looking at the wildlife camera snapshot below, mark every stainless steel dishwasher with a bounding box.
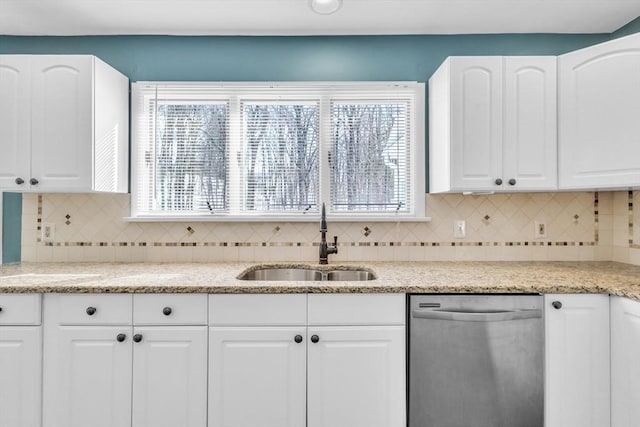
[409,295,544,427]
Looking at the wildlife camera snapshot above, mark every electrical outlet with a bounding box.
[42,223,55,243]
[534,221,547,239]
[453,220,466,238]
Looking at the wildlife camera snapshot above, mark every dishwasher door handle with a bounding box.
[411,308,542,322]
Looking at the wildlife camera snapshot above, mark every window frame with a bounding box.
[129,82,426,222]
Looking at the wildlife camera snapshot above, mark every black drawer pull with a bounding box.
[86,307,97,316]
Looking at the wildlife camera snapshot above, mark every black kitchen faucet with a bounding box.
[319,203,338,264]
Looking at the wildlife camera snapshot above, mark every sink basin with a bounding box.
[239,268,324,281]
[238,267,376,281]
[326,270,375,281]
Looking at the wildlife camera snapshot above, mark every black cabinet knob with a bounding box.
[133,334,143,343]
[311,335,320,343]
[30,178,39,186]
[15,177,24,185]
[86,306,97,316]
[0,307,3,313]
[162,307,172,316]
[116,334,127,343]
[294,335,303,343]
[552,301,562,310]
[495,178,503,186]
[508,178,516,186]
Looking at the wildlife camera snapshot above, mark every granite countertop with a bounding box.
[1,261,640,301]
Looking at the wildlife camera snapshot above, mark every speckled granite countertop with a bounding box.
[1,261,640,301]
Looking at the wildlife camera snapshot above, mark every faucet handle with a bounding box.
[333,235,338,246]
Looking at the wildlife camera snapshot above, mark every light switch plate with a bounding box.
[42,223,55,243]
[453,220,466,238]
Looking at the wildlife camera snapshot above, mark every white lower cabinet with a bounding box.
[544,294,610,427]
[0,326,42,427]
[209,327,307,427]
[43,326,133,427]
[0,294,42,427]
[43,294,208,427]
[208,294,406,427]
[611,296,640,427]
[132,326,208,427]
[307,326,405,427]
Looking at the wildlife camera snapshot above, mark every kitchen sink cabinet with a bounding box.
[0,55,128,193]
[429,56,557,193]
[558,33,640,190]
[208,294,406,427]
[611,296,640,427]
[209,326,307,427]
[544,294,610,427]
[43,294,208,427]
[0,294,43,427]
[307,326,405,427]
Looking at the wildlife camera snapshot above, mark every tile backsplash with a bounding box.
[21,191,617,263]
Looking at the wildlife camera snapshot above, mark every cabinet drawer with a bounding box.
[308,294,405,326]
[0,294,41,325]
[134,294,207,325]
[209,294,307,326]
[51,294,132,325]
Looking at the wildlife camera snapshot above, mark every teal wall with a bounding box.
[0,27,636,262]
[611,16,640,39]
[0,34,609,82]
[2,193,21,264]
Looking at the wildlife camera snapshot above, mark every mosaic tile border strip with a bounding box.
[628,190,640,250]
[41,241,598,248]
[33,194,600,250]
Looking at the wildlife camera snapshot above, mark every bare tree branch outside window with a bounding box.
[331,103,409,212]
[155,103,228,212]
[243,103,319,212]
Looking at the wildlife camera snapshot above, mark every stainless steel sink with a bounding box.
[238,267,376,281]
[239,268,324,281]
[326,270,375,281]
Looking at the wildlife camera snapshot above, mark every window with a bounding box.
[131,82,424,220]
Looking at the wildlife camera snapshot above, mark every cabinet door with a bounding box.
[209,327,306,427]
[0,55,31,191]
[42,326,132,427]
[503,57,557,190]
[30,55,93,192]
[132,326,207,427]
[611,297,640,427]
[0,326,41,427]
[307,326,405,427]
[450,57,503,191]
[545,294,610,427]
[559,33,640,189]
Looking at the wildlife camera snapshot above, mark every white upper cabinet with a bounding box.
[429,56,557,193]
[0,56,30,191]
[0,55,128,193]
[503,57,557,190]
[559,33,640,190]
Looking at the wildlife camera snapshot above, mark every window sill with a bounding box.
[123,215,432,223]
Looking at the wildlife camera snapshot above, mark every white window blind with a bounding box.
[240,101,320,213]
[330,101,411,213]
[131,82,424,220]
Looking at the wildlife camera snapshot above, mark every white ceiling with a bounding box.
[0,0,639,36]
